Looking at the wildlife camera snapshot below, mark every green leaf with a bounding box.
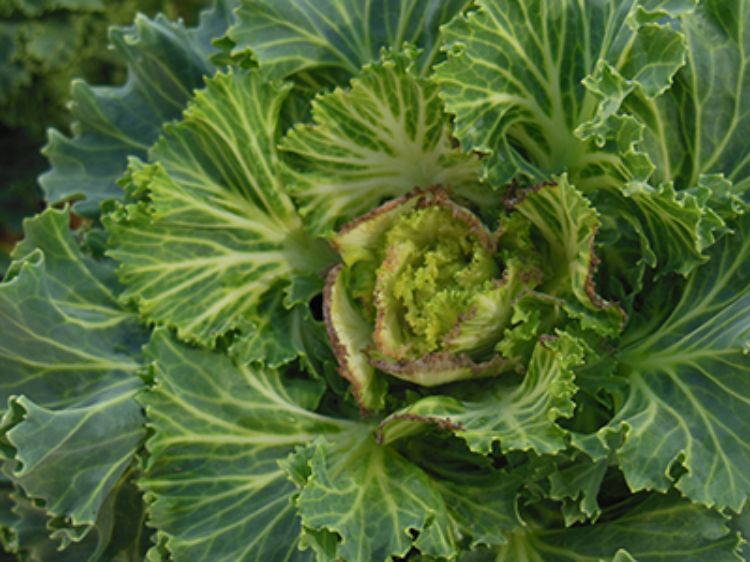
[293,433,458,562]
[435,0,726,276]
[588,212,750,511]
[3,478,148,562]
[435,0,686,187]
[621,0,750,194]
[3,393,143,544]
[105,69,335,350]
[461,493,741,562]
[399,435,524,550]
[0,208,146,539]
[509,176,625,336]
[40,1,236,216]
[140,328,354,562]
[591,180,726,281]
[229,295,328,371]
[730,506,749,562]
[379,333,583,455]
[324,264,387,411]
[281,48,483,235]
[227,0,471,82]
[547,453,609,525]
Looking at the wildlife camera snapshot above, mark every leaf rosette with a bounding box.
[1,0,750,561]
[324,187,540,410]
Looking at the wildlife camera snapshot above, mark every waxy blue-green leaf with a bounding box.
[281,49,484,235]
[40,1,236,216]
[460,493,741,562]
[585,212,750,511]
[379,333,583,455]
[0,208,146,542]
[106,69,335,351]
[140,328,354,562]
[227,0,471,83]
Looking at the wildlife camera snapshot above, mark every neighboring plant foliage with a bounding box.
[0,0,749,561]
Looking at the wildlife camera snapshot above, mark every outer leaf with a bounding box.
[730,507,749,562]
[3,480,148,562]
[281,49,483,235]
[588,212,750,511]
[435,0,724,276]
[0,208,145,538]
[229,295,329,371]
[399,435,524,550]
[140,329,353,562]
[462,494,742,562]
[435,0,686,186]
[106,69,334,350]
[227,0,471,81]
[294,434,458,562]
[379,333,583,455]
[547,453,609,525]
[40,1,236,215]
[3,394,143,544]
[591,181,725,279]
[623,0,750,194]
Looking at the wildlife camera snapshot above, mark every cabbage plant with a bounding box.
[0,0,749,560]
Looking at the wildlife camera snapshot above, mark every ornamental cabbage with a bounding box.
[0,1,749,561]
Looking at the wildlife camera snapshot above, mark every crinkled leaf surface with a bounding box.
[0,208,145,538]
[229,293,329,371]
[547,453,609,525]
[281,49,483,235]
[2,480,148,562]
[4,1,750,560]
[587,212,750,511]
[435,0,726,276]
[228,0,471,82]
[436,0,686,186]
[621,0,750,194]
[461,493,741,562]
[140,328,353,562]
[293,434,458,562]
[143,328,518,562]
[40,1,236,215]
[106,68,334,350]
[398,436,524,550]
[380,334,583,455]
[509,176,624,335]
